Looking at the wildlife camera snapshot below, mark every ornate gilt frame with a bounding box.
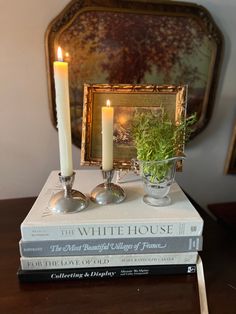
[45,0,223,148]
[81,84,187,169]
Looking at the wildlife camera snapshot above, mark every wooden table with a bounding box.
[0,197,235,314]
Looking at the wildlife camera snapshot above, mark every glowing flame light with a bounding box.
[106,99,111,107]
[57,46,63,62]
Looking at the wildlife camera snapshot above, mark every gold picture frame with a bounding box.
[81,84,187,169]
[225,121,236,174]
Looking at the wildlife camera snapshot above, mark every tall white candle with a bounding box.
[102,99,114,171]
[53,47,73,177]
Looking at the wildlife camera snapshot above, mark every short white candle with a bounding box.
[53,47,73,177]
[102,99,114,171]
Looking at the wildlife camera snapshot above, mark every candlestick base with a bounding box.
[90,169,126,205]
[49,172,89,214]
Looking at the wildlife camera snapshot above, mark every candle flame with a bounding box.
[106,99,111,107]
[57,46,63,62]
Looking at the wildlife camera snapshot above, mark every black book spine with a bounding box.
[17,264,196,282]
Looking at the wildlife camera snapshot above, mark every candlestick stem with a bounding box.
[103,169,113,188]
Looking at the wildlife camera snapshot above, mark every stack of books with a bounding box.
[17,170,203,282]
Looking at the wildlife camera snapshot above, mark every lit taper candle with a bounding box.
[53,47,73,177]
[102,99,114,171]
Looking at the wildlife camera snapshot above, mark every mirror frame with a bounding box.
[45,0,223,148]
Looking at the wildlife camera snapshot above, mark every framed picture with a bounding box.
[46,0,223,148]
[81,84,187,169]
[225,121,236,174]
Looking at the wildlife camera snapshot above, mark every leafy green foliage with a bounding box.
[132,110,196,182]
[132,110,196,161]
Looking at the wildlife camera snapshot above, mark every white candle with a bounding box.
[53,47,73,177]
[102,99,114,171]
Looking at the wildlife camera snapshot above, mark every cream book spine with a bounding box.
[21,222,203,241]
[20,252,198,270]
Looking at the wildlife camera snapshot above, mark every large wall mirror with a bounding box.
[45,0,223,148]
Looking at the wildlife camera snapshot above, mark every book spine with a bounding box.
[21,221,203,241]
[17,264,197,282]
[20,252,198,270]
[19,236,203,257]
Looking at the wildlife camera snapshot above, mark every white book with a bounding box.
[20,170,203,241]
[20,252,198,270]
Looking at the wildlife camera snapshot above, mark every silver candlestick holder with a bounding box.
[49,172,89,214]
[90,169,126,205]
